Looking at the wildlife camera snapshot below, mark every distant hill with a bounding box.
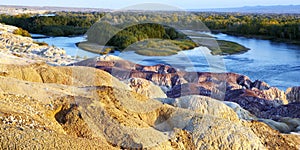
[1,4,299,14]
[0,5,111,15]
[190,5,300,14]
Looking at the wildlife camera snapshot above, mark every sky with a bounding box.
[1,0,300,9]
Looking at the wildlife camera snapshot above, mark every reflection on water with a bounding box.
[214,33,300,90]
[33,33,300,90]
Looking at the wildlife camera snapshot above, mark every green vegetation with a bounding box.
[76,41,113,55]
[12,27,31,37]
[78,39,196,56]
[213,40,249,55]
[0,12,298,43]
[196,37,249,55]
[198,13,300,43]
[129,39,187,56]
[86,22,196,49]
[0,12,104,36]
[170,39,198,50]
[81,22,198,56]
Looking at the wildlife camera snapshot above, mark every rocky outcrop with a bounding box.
[166,83,212,98]
[158,95,240,122]
[279,117,300,132]
[72,56,289,117]
[0,59,129,90]
[185,116,265,150]
[251,80,270,90]
[286,86,300,103]
[222,101,257,120]
[0,31,65,56]
[0,23,76,65]
[72,56,287,102]
[258,118,292,133]
[264,102,300,119]
[243,120,300,149]
[235,77,287,104]
[258,87,287,104]
[236,75,252,89]
[125,77,167,98]
[225,89,300,124]
[225,89,284,118]
[1,59,299,149]
[72,56,240,89]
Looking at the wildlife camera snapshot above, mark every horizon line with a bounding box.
[0,4,300,10]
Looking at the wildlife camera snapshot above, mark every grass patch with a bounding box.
[129,39,180,56]
[196,38,249,55]
[77,39,198,56]
[13,27,31,37]
[77,41,114,55]
[135,48,178,56]
[170,40,198,50]
[216,40,249,55]
[78,36,247,56]
[128,39,197,56]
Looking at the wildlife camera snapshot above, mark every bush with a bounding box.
[13,28,31,37]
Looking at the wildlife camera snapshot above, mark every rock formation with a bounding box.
[0,23,77,65]
[72,56,288,104]
[71,55,300,133]
[0,53,299,149]
[286,86,300,103]
[222,101,257,120]
[125,77,167,98]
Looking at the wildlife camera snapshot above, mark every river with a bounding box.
[32,33,300,90]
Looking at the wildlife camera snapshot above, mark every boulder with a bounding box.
[159,95,240,122]
[279,117,300,132]
[295,126,300,132]
[251,80,270,90]
[185,116,265,150]
[222,101,257,120]
[286,86,300,103]
[236,75,252,89]
[258,119,291,133]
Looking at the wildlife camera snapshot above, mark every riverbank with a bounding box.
[212,30,300,45]
[0,23,81,66]
[78,31,249,56]
[77,39,198,56]
[196,38,250,55]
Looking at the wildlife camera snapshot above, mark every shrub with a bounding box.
[13,28,31,37]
